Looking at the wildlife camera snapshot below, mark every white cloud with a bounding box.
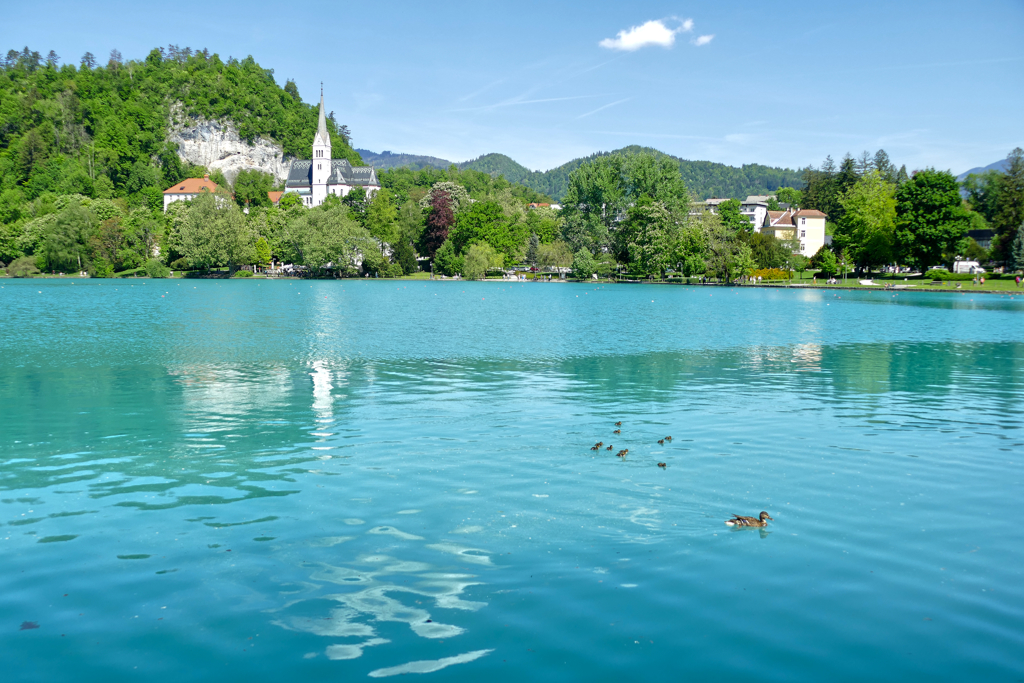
[599,19,692,51]
[693,34,714,47]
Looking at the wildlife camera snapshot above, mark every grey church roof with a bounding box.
[285,159,379,188]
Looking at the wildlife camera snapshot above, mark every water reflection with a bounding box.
[270,523,493,669]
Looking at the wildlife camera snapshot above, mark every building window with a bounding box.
[801,217,806,225]
[800,230,806,237]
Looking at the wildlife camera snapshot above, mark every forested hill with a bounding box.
[0,46,361,206]
[356,146,805,200]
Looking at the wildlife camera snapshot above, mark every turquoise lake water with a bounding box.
[1,279,1023,681]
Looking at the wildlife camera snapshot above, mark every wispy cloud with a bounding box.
[599,18,693,51]
[450,94,599,113]
[576,98,631,120]
[693,35,714,47]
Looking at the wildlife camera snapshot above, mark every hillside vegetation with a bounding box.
[357,146,805,201]
[0,45,361,212]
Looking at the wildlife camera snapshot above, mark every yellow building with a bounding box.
[762,209,827,257]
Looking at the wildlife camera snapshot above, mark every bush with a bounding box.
[233,269,253,278]
[170,257,190,271]
[383,263,404,278]
[752,268,790,280]
[7,256,40,278]
[145,258,171,278]
[924,270,991,281]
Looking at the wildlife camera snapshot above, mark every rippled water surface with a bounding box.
[2,279,1023,681]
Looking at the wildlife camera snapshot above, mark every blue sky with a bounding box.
[3,0,1022,174]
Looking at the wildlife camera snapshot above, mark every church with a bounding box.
[283,92,381,207]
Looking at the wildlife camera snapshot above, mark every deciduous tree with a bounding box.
[894,169,969,271]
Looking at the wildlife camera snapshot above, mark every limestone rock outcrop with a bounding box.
[168,104,291,185]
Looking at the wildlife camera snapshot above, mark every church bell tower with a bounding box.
[311,85,332,206]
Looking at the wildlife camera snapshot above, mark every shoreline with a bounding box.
[3,274,1019,295]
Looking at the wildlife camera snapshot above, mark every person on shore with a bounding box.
[980,276,985,286]
[1016,275,1021,288]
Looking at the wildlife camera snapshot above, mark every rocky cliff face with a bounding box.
[168,104,292,185]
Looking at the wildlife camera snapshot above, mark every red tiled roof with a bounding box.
[164,176,218,194]
[795,209,827,218]
[268,191,284,205]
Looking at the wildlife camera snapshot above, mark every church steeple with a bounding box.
[313,85,330,151]
[310,84,332,206]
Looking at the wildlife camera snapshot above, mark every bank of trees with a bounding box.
[0,44,361,267]
[799,148,1024,273]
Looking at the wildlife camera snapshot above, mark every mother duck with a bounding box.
[725,511,773,527]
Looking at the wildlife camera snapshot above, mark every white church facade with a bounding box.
[284,93,381,207]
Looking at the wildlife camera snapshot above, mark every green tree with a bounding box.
[815,248,838,276]
[536,241,573,271]
[961,170,1002,222]
[730,243,756,281]
[177,190,256,272]
[40,201,94,272]
[394,239,418,275]
[571,248,597,279]
[364,188,399,246]
[742,231,790,269]
[835,171,896,272]
[560,151,688,253]
[894,169,969,271]
[525,232,540,266]
[991,148,1024,264]
[775,187,803,207]
[234,169,274,209]
[449,200,527,266]
[283,202,375,273]
[463,243,503,279]
[432,238,462,276]
[717,199,750,232]
[1011,221,1024,272]
[618,197,670,276]
[255,236,271,265]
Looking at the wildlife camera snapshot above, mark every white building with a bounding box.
[740,195,772,232]
[162,174,220,211]
[283,93,381,207]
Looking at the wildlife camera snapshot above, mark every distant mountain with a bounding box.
[358,145,805,200]
[355,149,455,171]
[957,158,1011,182]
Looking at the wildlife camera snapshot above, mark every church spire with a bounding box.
[315,85,330,148]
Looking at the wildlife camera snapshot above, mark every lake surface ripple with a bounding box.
[1,280,1022,681]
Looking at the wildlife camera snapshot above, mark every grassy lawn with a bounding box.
[765,270,1024,292]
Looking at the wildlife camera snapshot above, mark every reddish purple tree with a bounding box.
[423,189,454,257]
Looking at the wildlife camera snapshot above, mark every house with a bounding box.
[283,91,380,207]
[761,209,827,257]
[162,174,219,211]
[696,198,732,213]
[740,195,772,232]
[162,176,283,211]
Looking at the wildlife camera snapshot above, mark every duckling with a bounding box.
[606,445,613,451]
[664,436,672,442]
[615,421,622,427]
[613,429,621,434]
[657,462,666,468]
[616,449,627,457]
[725,511,773,527]
[595,442,603,448]
[590,444,599,451]
[658,439,664,445]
